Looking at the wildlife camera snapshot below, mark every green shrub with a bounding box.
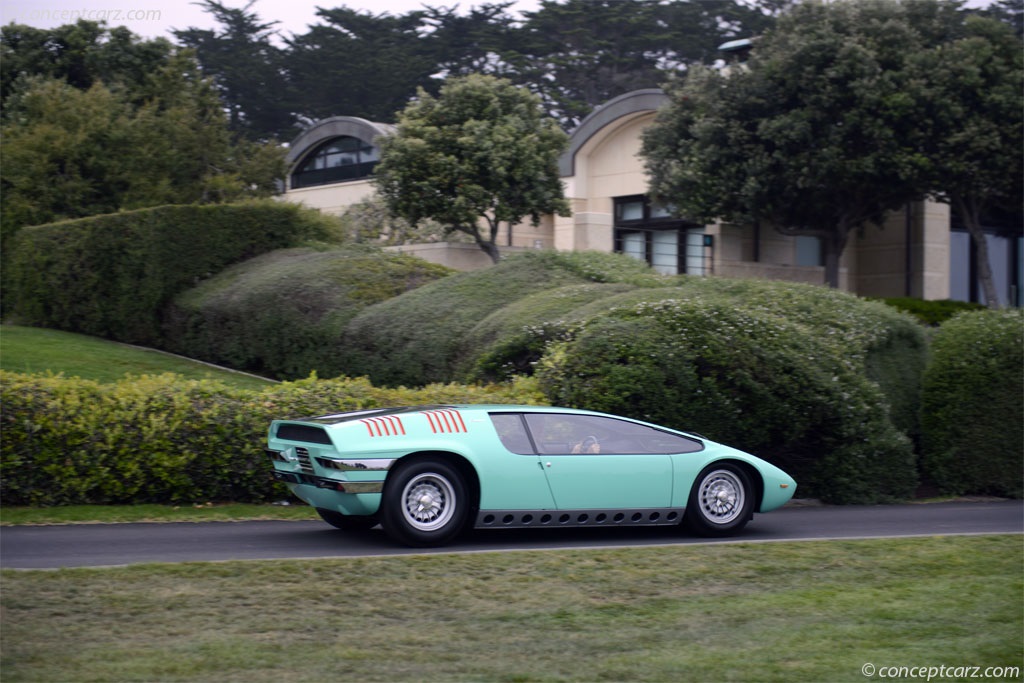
[467,274,926,445]
[465,282,641,381]
[342,250,661,386]
[671,278,929,441]
[163,246,453,380]
[536,299,918,503]
[920,309,1023,498]
[5,201,335,345]
[0,371,544,506]
[880,297,986,327]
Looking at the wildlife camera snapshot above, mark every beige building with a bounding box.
[283,90,1020,305]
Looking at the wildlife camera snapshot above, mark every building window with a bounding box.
[614,196,706,276]
[795,235,823,267]
[291,136,380,189]
[950,229,1023,307]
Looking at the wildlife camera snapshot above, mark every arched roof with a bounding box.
[558,88,668,177]
[286,116,397,166]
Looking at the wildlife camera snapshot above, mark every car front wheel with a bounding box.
[380,459,468,547]
[685,464,754,536]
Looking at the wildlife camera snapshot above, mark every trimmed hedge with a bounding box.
[536,299,918,504]
[5,202,334,346]
[461,270,926,445]
[920,309,1023,498]
[671,278,929,441]
[0,371,544,506]
[465,282,641,381]
[342,251,664,386]
[163,246,453,380]
[880,297,986,327]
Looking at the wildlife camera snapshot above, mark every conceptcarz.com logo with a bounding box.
[17,7,162,24]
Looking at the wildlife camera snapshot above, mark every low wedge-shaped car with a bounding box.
[266,405,796,547]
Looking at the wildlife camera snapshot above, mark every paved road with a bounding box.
[2,500,1021,569]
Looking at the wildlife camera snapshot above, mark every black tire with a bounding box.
[316,508,378,532]
[379,459,468,547]
[685,463,754,537]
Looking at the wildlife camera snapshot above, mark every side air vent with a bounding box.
[474,508,683,529]
[277,424,332,445]
[294,447,314,474]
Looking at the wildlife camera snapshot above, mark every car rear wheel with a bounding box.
[380,459,468,547]
[685,464,754,536]
[316,508,378,532]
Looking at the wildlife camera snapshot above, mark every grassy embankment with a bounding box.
[0,324,275,390]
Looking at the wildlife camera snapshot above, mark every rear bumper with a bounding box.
[271,470,384,494]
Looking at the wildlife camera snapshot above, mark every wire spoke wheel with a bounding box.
[382,459,468,547]
[401,473,457,531]
[697,469,744,524]
[686,464,754,537]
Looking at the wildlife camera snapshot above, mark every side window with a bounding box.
[489,413,534,454]
[523,414,703,455]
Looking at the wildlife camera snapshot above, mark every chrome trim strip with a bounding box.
[338,481,384,494]
[474,508,685,529]
[315,457,396,472]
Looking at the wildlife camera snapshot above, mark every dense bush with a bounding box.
[920,310,1023,498]
[342,251,666,386]
[673,278,929,440]
[465,282,641,381]
[0,371,543,506]
[536,299,917,503]
[163,246,453,380]
[5,201,335,346]
[880,297,986,327]
[464,271,926,444]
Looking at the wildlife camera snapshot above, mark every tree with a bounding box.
[0,52,284,238]
[641,0,966,289]
[505,0,783,128]
[173,0,294,141]
[285,8,437,125]
[373,74,570,263]
[979,0,1023,37]
[422,2,519,79]
[912,15,1023,307]
[0,20,175,106]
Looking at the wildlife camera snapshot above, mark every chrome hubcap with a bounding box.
[698,470,744,524]
[402,473,456,531]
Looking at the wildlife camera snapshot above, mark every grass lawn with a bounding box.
[0,325,275,391]
[1,535,1021,682]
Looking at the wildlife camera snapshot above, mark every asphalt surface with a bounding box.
[2,500,1021,569]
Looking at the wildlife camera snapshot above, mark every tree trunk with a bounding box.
[954,196,1001,308]
[478,239,501,263]
[822,228,849,289]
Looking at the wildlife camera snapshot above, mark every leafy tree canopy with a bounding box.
[508,0,784,127]
[373,74,570,263]
[911,13,1023,306]
[173,0,293,141]
[170,0,786,137]
[641,0,1020,293]
[0,19,175,106]
[0,46,285,238]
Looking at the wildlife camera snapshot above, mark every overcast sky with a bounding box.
[1,0,545,40]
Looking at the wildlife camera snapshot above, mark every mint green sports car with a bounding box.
[266,405,796,547]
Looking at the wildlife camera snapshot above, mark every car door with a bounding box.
[523,413,676,510]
